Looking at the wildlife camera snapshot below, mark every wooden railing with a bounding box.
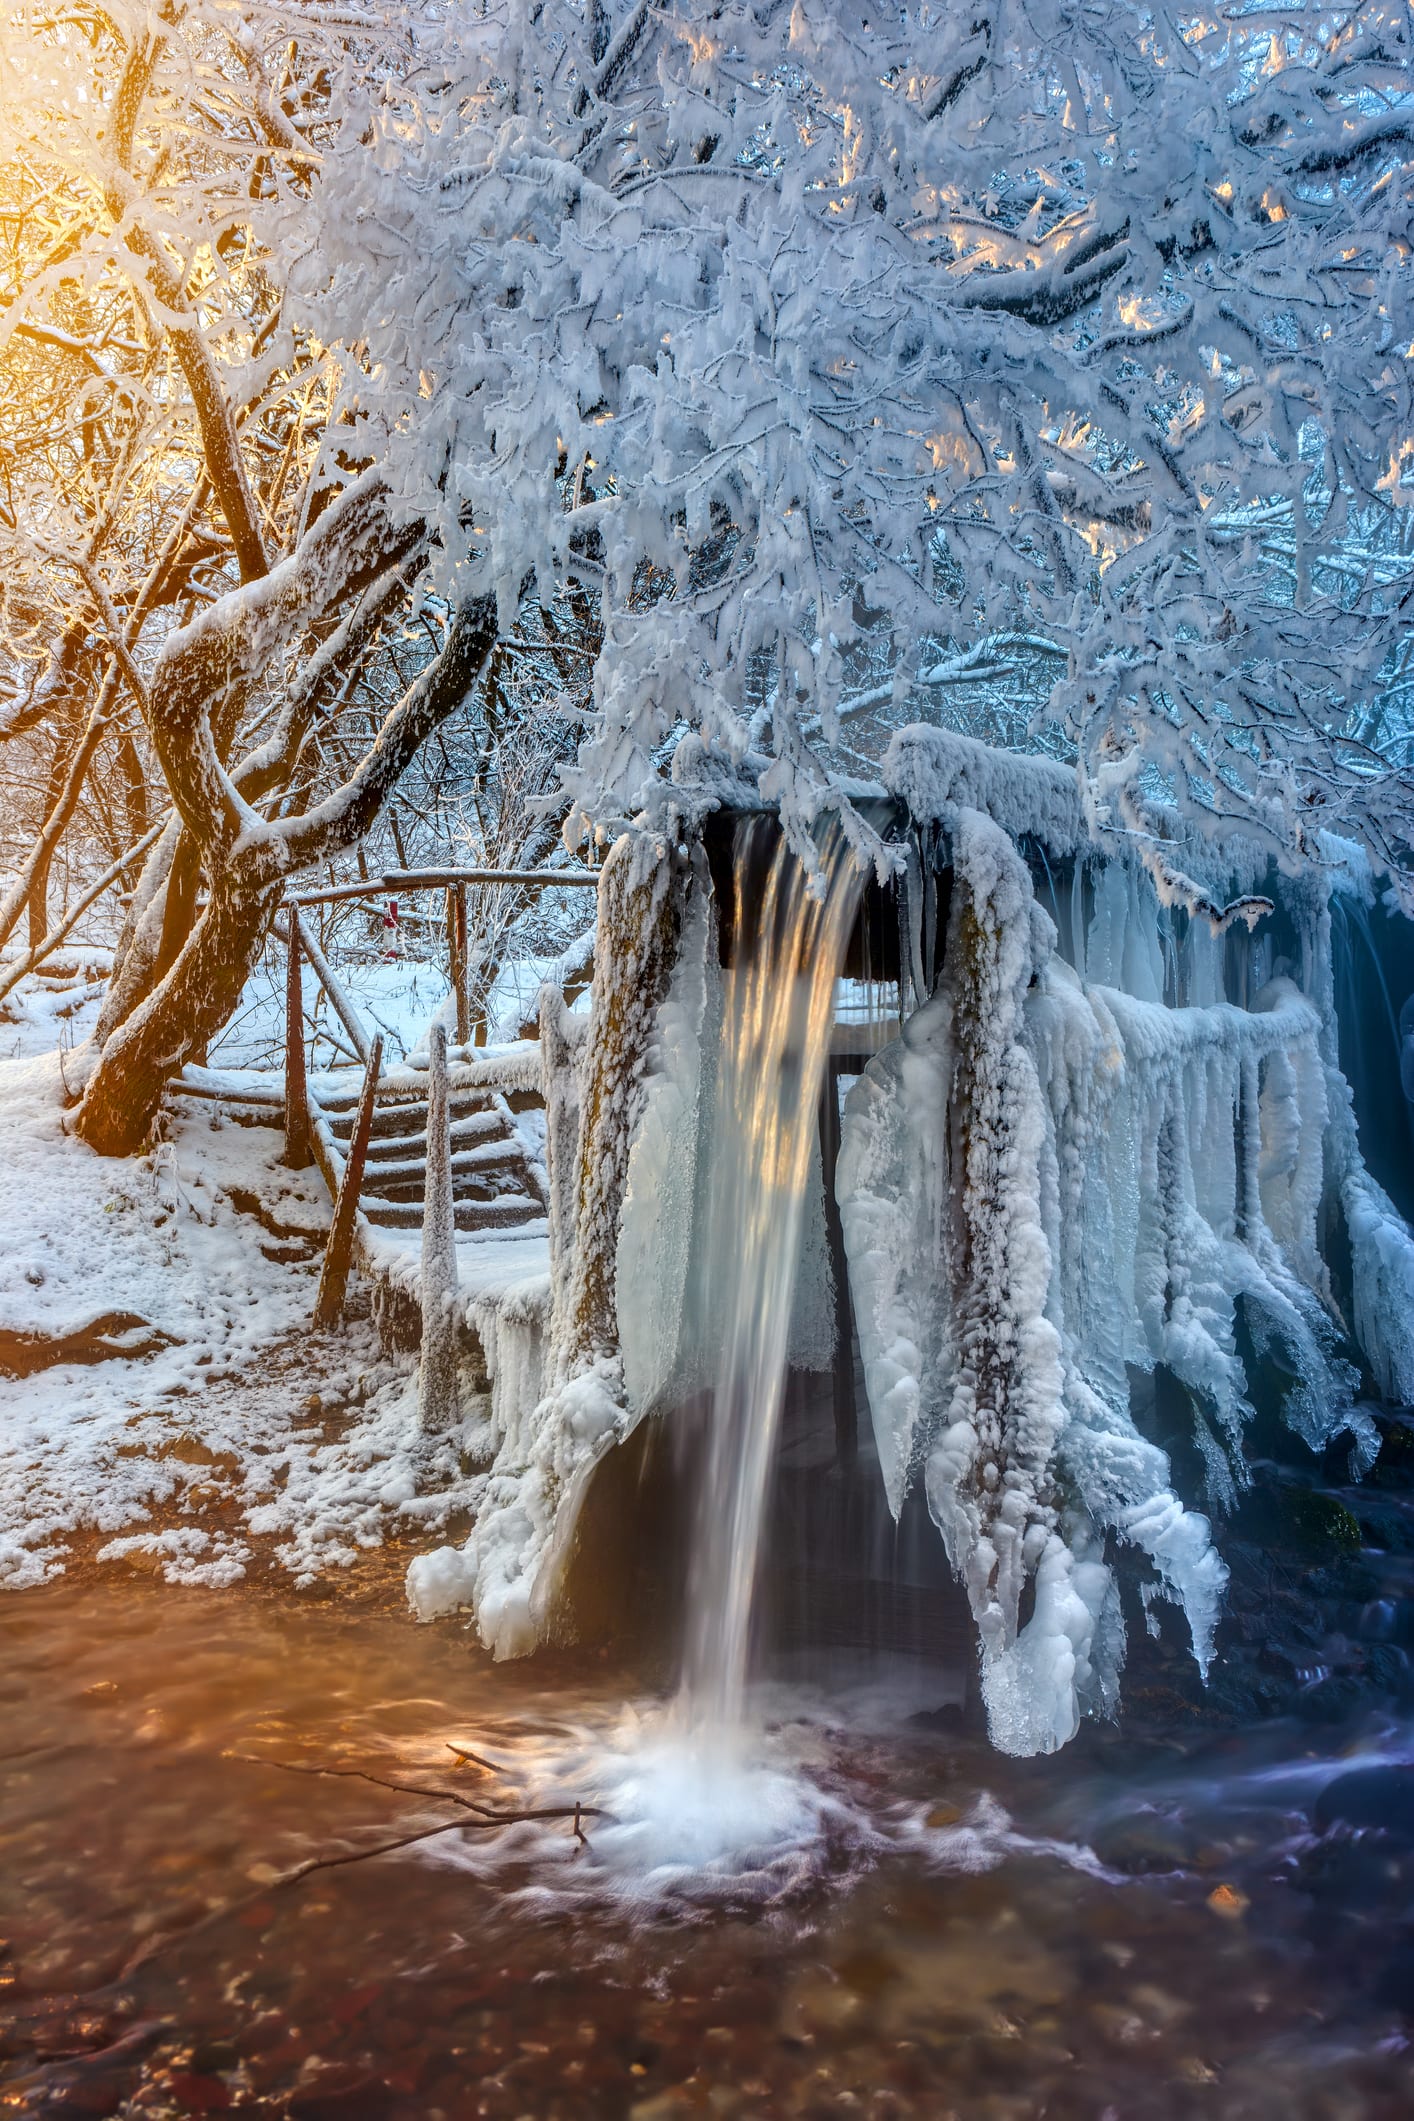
[282,861,596,1056]
[277,862,596,1161]
[275,866,597,1431]
[293,865,600,907]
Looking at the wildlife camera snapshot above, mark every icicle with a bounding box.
[615,864,714,1417]
[836,986,954,1518]
[1301,881,1414,1412]
[418,1021,460,1434]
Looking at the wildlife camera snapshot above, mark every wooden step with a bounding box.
[358,1141,530,1190]
[360,1196,546,1233]
[325,1090,502,1141]
[363,1168,535,1209]
[360,1110,505,1163]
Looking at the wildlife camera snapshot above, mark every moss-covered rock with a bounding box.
[1235,1479,1362,1558]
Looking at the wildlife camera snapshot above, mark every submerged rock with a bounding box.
[1313,1765,1414,1840]
[1090,1814,1196,1877]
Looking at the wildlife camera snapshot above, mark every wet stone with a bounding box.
[1314,1764,1414,1840]
[1088,1815,1194,1876]
[1294,1674,1367,1724]
[163,2068,232,2111]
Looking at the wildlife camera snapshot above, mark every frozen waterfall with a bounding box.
[407,729,1414,1765]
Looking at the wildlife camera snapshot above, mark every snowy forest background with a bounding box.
[2,0,1411,1135]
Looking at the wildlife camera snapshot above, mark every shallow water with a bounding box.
[2,1578,1412,2119]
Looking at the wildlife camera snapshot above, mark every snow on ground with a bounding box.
[0,953,111,1063]
[0,1045,478,1593]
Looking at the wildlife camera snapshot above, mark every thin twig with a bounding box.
[227,1751,602,1825]
[274,1815,492,1884]
[118,1754,602,1983]
[447,1741,502,1773]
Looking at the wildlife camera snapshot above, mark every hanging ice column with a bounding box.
[838,790,1407,1758]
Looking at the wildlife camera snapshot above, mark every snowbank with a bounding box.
[882,725,1084,855]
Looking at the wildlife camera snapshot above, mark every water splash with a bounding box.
[680,816,865,1735]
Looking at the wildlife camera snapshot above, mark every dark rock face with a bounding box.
[1116,1402,1414,1741]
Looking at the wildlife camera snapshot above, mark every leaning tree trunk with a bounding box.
[27,732,77,950]
[75,555,489,1154]
[72,869,278,1154]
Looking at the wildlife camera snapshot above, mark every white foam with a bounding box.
[412,1690,1108,1913]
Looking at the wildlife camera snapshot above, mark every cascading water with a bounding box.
[679,816,865,1735]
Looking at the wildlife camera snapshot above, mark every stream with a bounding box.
[3,1574,1412,2119]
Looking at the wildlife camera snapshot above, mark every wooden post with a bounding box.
[446,884,470,1048]
[295,908,371,1064]
[455,878,472,1043]
[419,1021,459,1431]
[313,1033,383,1330]
[284,906,312,1169]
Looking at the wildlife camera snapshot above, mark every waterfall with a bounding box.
[680,816,864,1733]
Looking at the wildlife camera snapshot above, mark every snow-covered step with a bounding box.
[324,1090,498,1142]
[362,1153,534,1204]
[352,1144,534,1195]
[359,1110,505,1163]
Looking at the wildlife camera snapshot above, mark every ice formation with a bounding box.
[407,726,1414,1760]
[838,798,1406,1755]
[409,837,694,1654]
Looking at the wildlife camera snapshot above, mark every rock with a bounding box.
[1313,1765,1414,1840]
[1090,1814,1194,1876]
[1373,1937,1414,2017]
[1370,1417,1414,1489]
[1293,1674,1364,1724]
[1237,1483,1362,1559]
[164,2070,231,2112]
[1366,1645,1413,1697]
[189,2040,238,2074]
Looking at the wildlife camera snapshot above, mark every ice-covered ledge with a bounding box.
[881,724,1085,855]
